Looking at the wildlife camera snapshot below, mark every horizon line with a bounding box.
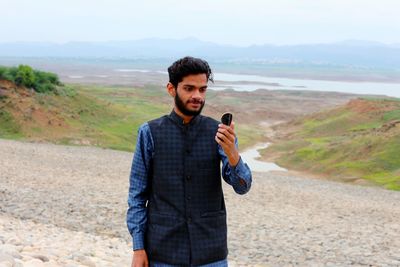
[0,37,399,47]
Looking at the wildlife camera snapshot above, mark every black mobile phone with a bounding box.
[221,112,233,126]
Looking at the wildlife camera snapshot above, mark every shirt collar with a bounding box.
[169,109,201,126]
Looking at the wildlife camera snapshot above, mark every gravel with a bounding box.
[1,138,399,266]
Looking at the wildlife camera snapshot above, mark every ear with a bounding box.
[167,82,176,97]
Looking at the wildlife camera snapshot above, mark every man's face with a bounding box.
[173,74,207,116]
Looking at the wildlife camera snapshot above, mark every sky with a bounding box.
[2,0,400,46]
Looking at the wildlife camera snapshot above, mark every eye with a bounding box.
[199,87,207,93]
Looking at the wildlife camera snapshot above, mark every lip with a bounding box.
[189,103,201,107]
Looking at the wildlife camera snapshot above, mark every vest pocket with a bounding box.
[190,213,228,264]
[200,210,226,218]
[146,212,189,262]
[148,212,181,226]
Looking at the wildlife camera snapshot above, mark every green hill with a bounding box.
[261,98,400,190]
[0,79,170,151]
[0,78,267,151]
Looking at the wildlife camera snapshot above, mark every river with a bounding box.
[111,69,400,98]
[211,73,400,98]
[240,143,287,173]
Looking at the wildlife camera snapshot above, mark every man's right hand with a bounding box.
[131,249,149,267]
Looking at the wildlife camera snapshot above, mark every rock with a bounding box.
[22,246,37,253]
[6,236,23,246]
[74,255,96,267]
[32,254,50,262]
[24,258,46,267]
[0,253,15,266]
[43,260,63,267]
[0,262,13,267]
[0,244,21,258]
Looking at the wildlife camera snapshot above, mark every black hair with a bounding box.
[167,56,214,88]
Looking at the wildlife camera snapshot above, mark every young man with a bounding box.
[127,56,252,267]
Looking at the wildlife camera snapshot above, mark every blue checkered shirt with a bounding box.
[127,122,252,266]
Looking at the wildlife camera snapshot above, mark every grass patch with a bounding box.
[267,98,400,190]
[0,110,23,138]
[235,123,266,149]
[383,109,400,121]
[301,111,355,136]
[364,172,400,190]
[350,121,382,131]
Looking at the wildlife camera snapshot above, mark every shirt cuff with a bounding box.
[133,233,145,250]
[230,157,252,192]
[232,157,247,177]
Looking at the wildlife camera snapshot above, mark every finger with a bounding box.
[218,124,236,137]
[216,134,235,151]
[226,127,236,138]
[216,132,226,143]
[215,135,223,145]
[215,136,230,152]
[219,121,235,130]
[217,129,235,143]
[216,132,228,143]
[215,133,231,145]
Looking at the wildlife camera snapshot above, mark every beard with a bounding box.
[174,91,205,117]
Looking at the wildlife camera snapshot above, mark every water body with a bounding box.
[114,69,152,73]
[212,73,400,98]
[240,143,287,173]
[111,69,400,98]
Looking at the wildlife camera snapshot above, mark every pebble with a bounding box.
[0,253,15,267]
[24,259,46,267]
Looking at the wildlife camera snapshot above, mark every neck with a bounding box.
[174,107,194,124]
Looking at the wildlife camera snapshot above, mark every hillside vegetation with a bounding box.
[0,80,168,151]
[261,98,400,190]
[0,65,70,94]
[0,80,267,151]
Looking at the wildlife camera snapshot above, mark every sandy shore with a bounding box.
[1,138,400,266]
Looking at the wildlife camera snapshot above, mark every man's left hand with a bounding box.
[215,122,240,166]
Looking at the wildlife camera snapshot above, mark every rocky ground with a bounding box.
[1,138,400,266]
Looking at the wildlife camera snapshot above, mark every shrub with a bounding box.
[0,66,6,77]
[0,66,18,83]
[0,65,64,94]
[34,70,62,86]
[15,65,36,88]
[36,82,56,93]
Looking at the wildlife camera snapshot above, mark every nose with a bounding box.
[192,89,202,100]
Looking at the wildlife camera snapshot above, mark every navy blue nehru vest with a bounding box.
[146,111,228,266]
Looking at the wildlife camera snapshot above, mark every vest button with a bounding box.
[187,196,191,200]
[186,149,191,154]
[186,175,191,181]
[187,217,192,223]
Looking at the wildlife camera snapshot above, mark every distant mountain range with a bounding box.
[1,38,400,68]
